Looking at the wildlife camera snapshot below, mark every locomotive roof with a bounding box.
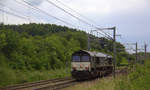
[74,50,113,58]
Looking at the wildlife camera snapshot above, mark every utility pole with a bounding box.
[144,44,147,59]
[87,27,117,78]
[96,27,117,78]
[135,42,138,63]
[87,30,95,50]
[113,27,116,78]
[88,33,90,50]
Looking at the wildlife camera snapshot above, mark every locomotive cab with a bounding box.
[71,50,113,80]
[71,50,91,79]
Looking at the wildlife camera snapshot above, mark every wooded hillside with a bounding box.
[0,23,127,70]
[0,23,128,86]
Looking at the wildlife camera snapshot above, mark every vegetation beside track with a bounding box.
[0,67,71,87]
[116,59,150,90]
[66,59,150,90]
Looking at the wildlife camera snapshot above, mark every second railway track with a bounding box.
[1,77,76,90]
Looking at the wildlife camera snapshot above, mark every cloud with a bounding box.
[0,0,8,4]
[1,0,149,25]
[25,0,44,6]
[0,0,150,51]
[65,0,149,15]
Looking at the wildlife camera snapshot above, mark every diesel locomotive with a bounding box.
[71,50,113,80]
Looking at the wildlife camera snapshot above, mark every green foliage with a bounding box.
[0,23,127,86]
[0,67,70,87]
[116,52,129,66]
[0,26,82,70]
[66,60,150,90]
[0,67,17,86]
[0,23,126,70]
[129,60,150,89]
[115,59,150,90]
[0,31,7,50]
[0,23,83,86]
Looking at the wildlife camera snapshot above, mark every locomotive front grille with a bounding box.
[71,70,91,79]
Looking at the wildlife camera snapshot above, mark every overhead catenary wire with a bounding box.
[14,0,51,24]
[46,0,93,26]
[46,0,112,39]
[15,0,112,39]
[2,0,113,40]
[1,2,4,23]
[0,7,28,21]
[55,0,96,24]
[0,3,28,21]
[14,0,57,24]
[54,0,109,30]
[14,0,41,15]
[0,3,40,23]
[22,0,75,28]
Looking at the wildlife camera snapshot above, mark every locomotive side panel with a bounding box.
[90,56,113,77]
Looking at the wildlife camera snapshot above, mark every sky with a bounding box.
[0,0,150,52]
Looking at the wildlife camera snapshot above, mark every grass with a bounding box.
[66,59,150,90]
[65,76,116,90]
[0,67,71,87]
[1,60,150,89]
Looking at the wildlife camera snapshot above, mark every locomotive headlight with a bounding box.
[72,67,76,71]
[85,67,89,70]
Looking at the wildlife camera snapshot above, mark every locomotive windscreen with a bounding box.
[81,55,89,62]
[72,55,80,62]
[72,55,89,62]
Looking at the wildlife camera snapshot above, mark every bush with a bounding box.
[0,68,71,87]
[0,67,16,86]
[116,59,150,90]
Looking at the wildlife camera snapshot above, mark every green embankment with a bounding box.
[116,59,150,90]
[0,23,126,87]
[68,59,150,90]
[0,67,70,87]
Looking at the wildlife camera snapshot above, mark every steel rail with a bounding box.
[1,77,73,90]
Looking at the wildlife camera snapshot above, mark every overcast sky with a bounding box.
[0,0,150,52]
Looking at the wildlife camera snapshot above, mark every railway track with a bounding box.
[1,77,77,90]
[0,68,128,90]
[115,67,128,75]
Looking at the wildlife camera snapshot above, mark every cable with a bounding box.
[46,0,92,26]
[14,0,44,16]
[15,0,112,39]
[6,0,112,40]
[46,0,112,39]
[0,7,28,21]
[0,3,34,22]
[22,0,75,28]
[55,0,100,27]
[0,2,47,24]
[14,0,51,24]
